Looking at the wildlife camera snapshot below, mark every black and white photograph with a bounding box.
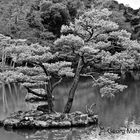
[0,0,140,139]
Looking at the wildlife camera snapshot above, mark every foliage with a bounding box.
[0,0,54,46]
[55,7,139,81]
[0,36,75,112]
[66,0,85,19]
[40,2,70,36]
[93,73,127,98]
[54,7,131,112]
[0,0,140,43]
[0,0,33,37]
[60,7,140,72]
[96,0,140,41]
[61,8,119,42]
[1,2,140,113]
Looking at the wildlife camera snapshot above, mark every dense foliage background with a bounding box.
[0,0,140,42]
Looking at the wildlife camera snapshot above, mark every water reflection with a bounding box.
[6,126,99,140]
[54,78,140,128]
[0,83,28,120]
[1,125,140,140]
[0,75,140,139]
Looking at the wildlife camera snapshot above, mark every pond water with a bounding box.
[1,76,140,140]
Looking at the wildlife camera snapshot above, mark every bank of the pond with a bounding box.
[1,110,98,129]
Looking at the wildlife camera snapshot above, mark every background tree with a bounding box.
[40,2,70,36]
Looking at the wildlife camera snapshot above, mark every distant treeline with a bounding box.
[0,0,140,44]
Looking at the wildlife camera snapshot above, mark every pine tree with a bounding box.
[0,36,74,113]
[1,7,139,114]
[55,8,139,113]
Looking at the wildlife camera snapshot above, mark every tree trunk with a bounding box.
[46,81,54,113]
[64,57,83,113]
[39,63,54,113]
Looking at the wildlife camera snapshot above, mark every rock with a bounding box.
[88,115,98,124]
[34,120,49,128]
[37,104,50,113]
[16,120,34,129]
[71,114,89,126]
[59,121,71,127]
[2,110,98,129]
[51,121,59,127]
[51,120,71,128]
[71,111,82,116]
[3,118,20,129]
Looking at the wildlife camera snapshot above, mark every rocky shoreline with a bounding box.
[1,110,98,129]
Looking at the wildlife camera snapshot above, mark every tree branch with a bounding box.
[52,77,62,91]
[85,28,94,42]
[36,62,53,98]
[35,62,50,77]
[80,73,96,82]
[21,61,49,77]
[24,86,47,98]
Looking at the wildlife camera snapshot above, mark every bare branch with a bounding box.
[80,73,96,82]
[52,77,62,91]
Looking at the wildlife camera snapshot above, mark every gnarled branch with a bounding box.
[85,28,94,42]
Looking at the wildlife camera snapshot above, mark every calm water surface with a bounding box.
[0,76,140,140]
